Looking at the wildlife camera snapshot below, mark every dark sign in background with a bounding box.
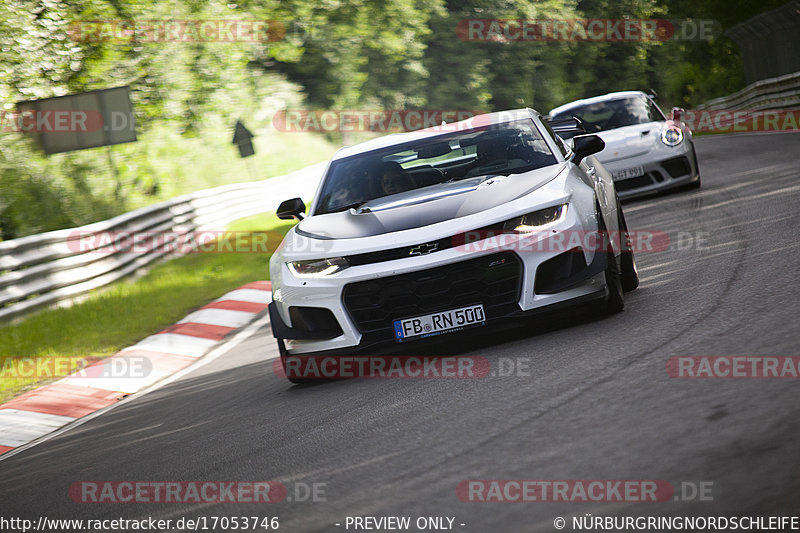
[16,86,136,155]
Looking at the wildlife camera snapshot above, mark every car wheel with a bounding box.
[601,245,625,314]
[277,338,313,384]
[597,206,624,315]
[618,205,639,292]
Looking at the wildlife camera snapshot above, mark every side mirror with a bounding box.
[671,107,685,121]
[571,134,605,165]
[276,197,306,220]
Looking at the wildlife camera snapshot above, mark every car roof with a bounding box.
[548,91,649,117]
[332,108,536,160]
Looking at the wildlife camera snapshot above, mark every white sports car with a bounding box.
[548,91,700,198]
[268,109,638,381]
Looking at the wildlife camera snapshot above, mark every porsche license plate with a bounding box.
[612,166,644,180]
[393,304,485,342]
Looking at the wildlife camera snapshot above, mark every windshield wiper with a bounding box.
[331,201,369,214]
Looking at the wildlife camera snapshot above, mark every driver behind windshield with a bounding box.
[377,161,414,196]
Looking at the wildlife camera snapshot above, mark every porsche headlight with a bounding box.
[661,125,684,146]
[503,204,568,233]
[288,257,349,277]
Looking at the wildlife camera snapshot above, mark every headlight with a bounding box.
[661,125,684,146]
[288,257,349,277]
[503,204,568,233]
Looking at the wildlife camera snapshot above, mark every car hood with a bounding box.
[594,121,663,163]
[298,165,562,239]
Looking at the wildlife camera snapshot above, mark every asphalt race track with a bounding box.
[2,132,799,532]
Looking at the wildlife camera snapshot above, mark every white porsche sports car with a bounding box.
[269,109,638,380]
[548,91,700,198]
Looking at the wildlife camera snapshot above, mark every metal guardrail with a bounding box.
[696,70,800,111]
[0,161,327,322]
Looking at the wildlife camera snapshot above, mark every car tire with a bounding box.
[601,244,625,314]
[618,205,639,292]
[595,206,625,315]
[277,338,313,384]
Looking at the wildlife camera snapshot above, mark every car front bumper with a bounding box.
[601,143,700,199]
[270,205,611,355]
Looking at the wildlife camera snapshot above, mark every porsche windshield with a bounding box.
[551,96,665,137]
[314,119,557,215]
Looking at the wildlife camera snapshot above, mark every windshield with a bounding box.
[314,119,557,215]
[551,96,665,137]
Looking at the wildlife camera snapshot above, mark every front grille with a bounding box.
[615,174,653,192]
[534,247,586,294]
[661,156,691,178]
[346,222,505,267]
[342,252,523,342]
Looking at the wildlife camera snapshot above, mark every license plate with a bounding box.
[612,166,644,180]
[393,304,486,342]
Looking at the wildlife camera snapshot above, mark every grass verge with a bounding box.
[0,213,294,404]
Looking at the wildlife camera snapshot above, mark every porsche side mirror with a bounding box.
[671,107,685,121]
[571,134,605,165]
[277,197,306,220]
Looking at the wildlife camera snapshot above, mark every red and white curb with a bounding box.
[0,280,271,457]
